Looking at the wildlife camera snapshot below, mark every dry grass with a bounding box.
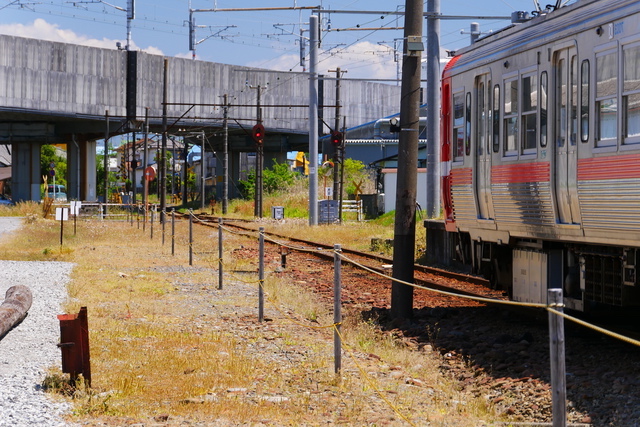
[0,212,498,425]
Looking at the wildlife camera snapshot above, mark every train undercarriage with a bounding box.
[425,221,640,312]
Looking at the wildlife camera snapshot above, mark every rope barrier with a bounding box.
[547,307,640,347]
[338,252,548,309]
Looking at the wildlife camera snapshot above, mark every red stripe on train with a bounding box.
[450,168,473,185]
[578,154,640,180]
[491,162,550,184]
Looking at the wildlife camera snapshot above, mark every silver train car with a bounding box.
[440,0,640,311]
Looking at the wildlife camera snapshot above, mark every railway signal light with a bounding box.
[252,123,265,145]
[331,131,343,146]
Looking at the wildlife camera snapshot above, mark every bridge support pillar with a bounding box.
[67,138,97,201]
[82,140,97,201]
[11,142,42,203]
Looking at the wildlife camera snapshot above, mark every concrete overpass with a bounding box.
[0,34,402,202]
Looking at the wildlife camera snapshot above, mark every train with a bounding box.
[439,0,640,311]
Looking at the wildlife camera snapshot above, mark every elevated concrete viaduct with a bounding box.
[0,35,401,202]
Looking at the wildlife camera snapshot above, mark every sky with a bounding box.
[0,0,569,81]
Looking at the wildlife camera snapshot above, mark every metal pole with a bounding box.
[332,68,342,202]
[254,86,263,218]
[143,108,149,227]
[218,218,223,290]
[150,209,154,239]
[308,14,319,226]
[548,289,567,426]
[338,116,346,223]
[223,94,229,215]
[258,227,265,322]
[201,131,206,210]
[160,58,168,223]
[189,210,193,266]
[162,208,166,245]
[333,244,342,374]
[391,0,424,319]
[426,0,441,219]
[104,110,109,217]
[171,209,175,256]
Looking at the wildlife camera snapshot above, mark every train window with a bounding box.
[477,81,485,156]
[623,45,640,142]
[465,92,472,156]
[493,84,500,152]
[504,78,518,155]
[540,72,548,147]
[453,92,465,160]
[581,61,590,143]
[570,56,578,145]
[595,50,617,146]
[521,73,537,153]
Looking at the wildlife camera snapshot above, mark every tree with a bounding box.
[40,145,67,187]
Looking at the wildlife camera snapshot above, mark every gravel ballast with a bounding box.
[0,217,74,426]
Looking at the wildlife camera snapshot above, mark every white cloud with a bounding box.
[247,41,399,81]
[0,19,164,55]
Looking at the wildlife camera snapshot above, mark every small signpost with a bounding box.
[70,201,82,236]
[56,207,69,246]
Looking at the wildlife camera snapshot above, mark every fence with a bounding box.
[341,199,362,221]
[65,210,640,426]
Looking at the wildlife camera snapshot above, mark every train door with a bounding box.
[553,47,581,224]
[475,74,494,220]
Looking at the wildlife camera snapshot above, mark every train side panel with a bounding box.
[440,0,640,310]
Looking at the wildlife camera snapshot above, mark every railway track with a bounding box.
[172,213,640,425]
[182,213,507,307]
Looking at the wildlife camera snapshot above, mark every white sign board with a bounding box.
[70,201,82,216]
[324,187,333,198]
[55,207,69,221]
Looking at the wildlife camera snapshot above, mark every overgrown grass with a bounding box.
[0,215,499,425]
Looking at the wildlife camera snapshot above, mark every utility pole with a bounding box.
[251,84,264,218]
[330,67,343,203]
[160,58,168,222]
[143,108,149,216]
[104,110,109,216]
[391,0,424,319]
[222,94,229,214]
[426,0,441,219]
[126,0,134,50]
[308,14,319,226]
[131,131,137,204]
[200,130,205,210]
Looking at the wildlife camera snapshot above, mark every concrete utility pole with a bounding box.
[143,108,149,216]
[104,110,109,215]
[160,58,168,221]
[331,67,342,202]
[426,0,441,219]
[200,130,205,210]
[222,94,229,214]
[252,85,264,218]
[308,14,319,226]
[391,0,424,319]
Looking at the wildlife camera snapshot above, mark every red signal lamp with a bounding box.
[252,123,265,144]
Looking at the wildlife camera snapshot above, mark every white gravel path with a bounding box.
[0,217,74,426]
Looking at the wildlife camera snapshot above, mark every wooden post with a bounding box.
[548,288,567,426]
[0,285,32,339]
